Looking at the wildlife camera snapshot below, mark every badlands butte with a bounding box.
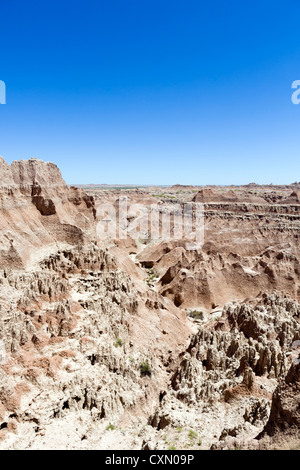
[0,156,299,450]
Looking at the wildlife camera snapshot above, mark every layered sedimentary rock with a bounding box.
[0,158,299,449]
[0,157,96,269]
[136,197,300,308]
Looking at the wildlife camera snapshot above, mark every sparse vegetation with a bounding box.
[106,423,115,431]
[188,429,198,440]
[188,310,204,320]
[153,193,176,199]
[140,361,151,377]
[114,338,124,347]
[144,268,158,288]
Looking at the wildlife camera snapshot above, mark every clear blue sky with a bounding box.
[1,0,300,185]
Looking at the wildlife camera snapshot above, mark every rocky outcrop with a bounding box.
[0,157,96,269]
[192,188,266,204]
[0,238,191,448]
[0,159,300,449]
[143,294,300,449]
[259,362,300,437]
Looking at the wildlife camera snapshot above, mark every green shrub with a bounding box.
[188,429,198,440]
[106,423,115,431]
[188,310,203,320]
[140,361,152,377]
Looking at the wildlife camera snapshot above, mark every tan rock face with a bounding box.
[135,201,300,309]
[0,157,96,269]
[259,361,300,437]
[0,159,299,449]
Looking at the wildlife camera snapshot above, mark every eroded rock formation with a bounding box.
[0,157,299,449]
[0,157,96,269]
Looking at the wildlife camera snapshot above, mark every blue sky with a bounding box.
[0,0,300,185]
